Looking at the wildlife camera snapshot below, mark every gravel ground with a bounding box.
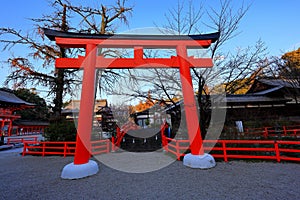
[0,149,299,200]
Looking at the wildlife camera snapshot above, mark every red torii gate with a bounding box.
[44,28,219,179]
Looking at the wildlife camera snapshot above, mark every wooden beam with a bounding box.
[56,56,213,69]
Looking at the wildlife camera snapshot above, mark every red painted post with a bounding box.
[165,138,169,152]
[177,45,204,155]
[106,139,110,153]
[111,136,115,152]
[1,119,4,133]
[64,143,67,157]
[73,44,97,165]
[8,120,12,136]
[274,141,280,162]
[283,126,287,136]
[264,127,268,139]
[42,143,45,157]
[160,123,166,148]
[176,140,180,160]
[115,126,120,147]
[22,142,27,156]
[222,141,228,162]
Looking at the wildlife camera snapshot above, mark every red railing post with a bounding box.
[163,123,170,152]
[106,139,110,153]
[274,141,280,162]
[222,140,228,162]
[165,137,169,152]
[264,127,268,139]
[64,142,67,157]
[111,136,115,152]
[42,142,45,157]
[283,126,287,136]
[22,142,27,156]
[176,140,180,160]
[160,123,164,147]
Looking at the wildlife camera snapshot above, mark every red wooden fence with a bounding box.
[20,122,300,163]
[22,139,110,157]
[162,136,300,162]
[21,137,300,163]
[7,136,38,145]
[242,125,300,138]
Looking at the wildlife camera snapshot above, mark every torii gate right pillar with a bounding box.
[177,45,215,169]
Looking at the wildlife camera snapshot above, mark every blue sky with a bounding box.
[0,0,300,89]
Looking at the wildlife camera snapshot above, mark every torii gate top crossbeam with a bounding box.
[44,28,219,69]
[44,28,219,47]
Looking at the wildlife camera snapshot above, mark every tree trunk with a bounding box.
[52,4,68,119]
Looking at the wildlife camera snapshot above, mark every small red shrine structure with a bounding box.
[0,89,35,136]
[44,28,219,179]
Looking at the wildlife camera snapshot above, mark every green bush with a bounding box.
[44,119,77,141]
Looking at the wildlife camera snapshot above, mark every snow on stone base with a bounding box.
[61,160,99,179]
[183,153,216,169]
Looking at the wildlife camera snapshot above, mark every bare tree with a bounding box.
[219,39,268,94]
[107,0,268,138]
[0,0,132,118]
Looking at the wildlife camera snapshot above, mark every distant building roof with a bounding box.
[0,89,35,107]
[259,79,300,88]
[247,78,300,94]
[226,94,290,105]
[63,99,108,114]
[251,86,284,95]
[13,120,49,126]
[163,93,291,111]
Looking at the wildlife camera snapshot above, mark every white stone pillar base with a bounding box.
[183,153,216,169]
[61,160,99,179]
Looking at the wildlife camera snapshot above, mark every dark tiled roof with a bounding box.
[13,120,49,126]
[0,89,35,106]
[258,79,300,89]
[226,94,290,104]
[251,86,283,95]
[164,94,290,110]
[43,28,220,42]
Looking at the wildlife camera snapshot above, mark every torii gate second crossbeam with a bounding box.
[44,28,220,179]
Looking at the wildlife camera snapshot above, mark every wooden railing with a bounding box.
[242,125,300,138]
[22,139,111,157]
[162,136,300,162]
[16,126,46,135]
[7,136,39,145]
[114,122,140,148]
[91,139,111,155]
[20,136,300,163]
[163,137,190,160]
[20,122,300,163]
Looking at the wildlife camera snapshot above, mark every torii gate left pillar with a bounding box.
[44,28,220,179]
